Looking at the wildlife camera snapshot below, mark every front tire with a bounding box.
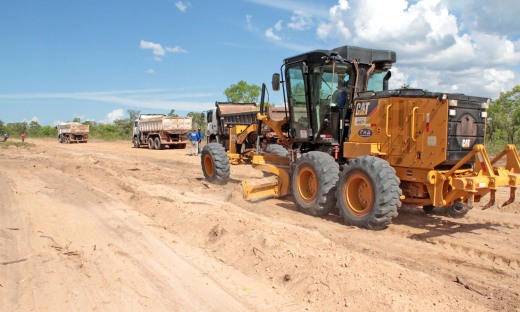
[133,137,140,148]
[201,143,230,185]
[291,152,339,216]
[336,156,401,230]
[265,144,289,157]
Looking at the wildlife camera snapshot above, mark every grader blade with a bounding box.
[242,176,280,201]
[241,154,291,202]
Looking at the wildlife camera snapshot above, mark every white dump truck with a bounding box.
[132,114,192,149]
[57,122,89,143]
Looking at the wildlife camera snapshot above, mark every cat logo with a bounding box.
[355,101,371,116]
[462,138,471,148]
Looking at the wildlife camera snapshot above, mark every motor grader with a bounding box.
[201,45,520,230]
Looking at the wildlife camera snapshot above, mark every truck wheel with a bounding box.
[292,151,339,216]
[58,135,63,143]
[201,143,230,185]
[148,138,154,149]
[154,137,162,150]
[265,144,289,157]
[336,156,401,230]
[133,137,140,148]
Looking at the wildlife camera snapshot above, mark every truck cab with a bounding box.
[277,46,395,157]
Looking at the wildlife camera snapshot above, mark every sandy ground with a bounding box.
[1,138,519,311]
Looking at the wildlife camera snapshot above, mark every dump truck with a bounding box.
[57,122,89,143]
[201,45,520,230]
[203,102,288,164]
[132,114,192,149]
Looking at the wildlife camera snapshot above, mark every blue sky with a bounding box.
[1,0,519,126]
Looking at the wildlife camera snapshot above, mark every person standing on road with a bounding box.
[3,133,8,142]
[21,132,25,143]
[197,128,204,154]
[188,128,200,156]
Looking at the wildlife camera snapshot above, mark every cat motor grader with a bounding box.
[201,45,520,229]
[202,101,289,167]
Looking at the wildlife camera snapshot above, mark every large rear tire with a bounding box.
[336,156,401,230]
[148,138,154,149]
[154,137,162,150]
[201,143,230,185]
[291,151,339,216]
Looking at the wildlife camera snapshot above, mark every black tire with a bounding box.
[148,138,154,149]
[423,205,434,214]
[265,144,289,157]
[291,151,339,216]
[445,201,470,218]
[154,137,162,150]
[58,135,63,143]
[201,143,230,185]
[336,156,401,230]
[133,137,140,148]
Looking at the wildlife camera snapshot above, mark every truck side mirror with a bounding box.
[272,73,280,91]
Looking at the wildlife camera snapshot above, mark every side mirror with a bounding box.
[200,112,205,122]
[272,73,280,91]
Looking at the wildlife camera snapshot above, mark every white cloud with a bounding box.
[246,14,254,29]
[265,21,283,41]
[105,109,125,124]
[146,68,156,75]
[165,46,187,53]
[140,40,187,61]
[317,0,351,41]
[175,1,191,12]
[140,40,166,61]
[265,28,281,41]
[0,89,218,111]
[247,0,330,18]
[287,11,313,31]
[461,0,520,36]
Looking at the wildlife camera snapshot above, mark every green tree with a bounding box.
[40,125,57,137]
[28,121,41,136]
[73,117,81,123]
[488,85,520,144]
[224,80,261,103]
[128,109,140,121]
[167,109,179,117]
[187,111,206,130]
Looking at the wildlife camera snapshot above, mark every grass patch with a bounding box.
[0,141,36,149]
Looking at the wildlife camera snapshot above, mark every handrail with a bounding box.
[385,104,392,138]
[411,107,418,142]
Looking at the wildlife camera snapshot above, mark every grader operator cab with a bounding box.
[202,45,520,230]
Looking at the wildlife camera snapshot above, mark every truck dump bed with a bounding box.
[216,102,258,126]
[59,123,90,134]
[138,116,192,133]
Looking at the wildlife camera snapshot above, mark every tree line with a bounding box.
[0,81,258,141]
[2,82,519,152]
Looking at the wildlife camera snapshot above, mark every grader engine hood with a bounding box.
[346,89,489,169]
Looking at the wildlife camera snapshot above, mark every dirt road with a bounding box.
[1,139,519,311]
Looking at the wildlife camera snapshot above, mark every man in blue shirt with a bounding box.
[188,128,200,156]
[197,128,204,154]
